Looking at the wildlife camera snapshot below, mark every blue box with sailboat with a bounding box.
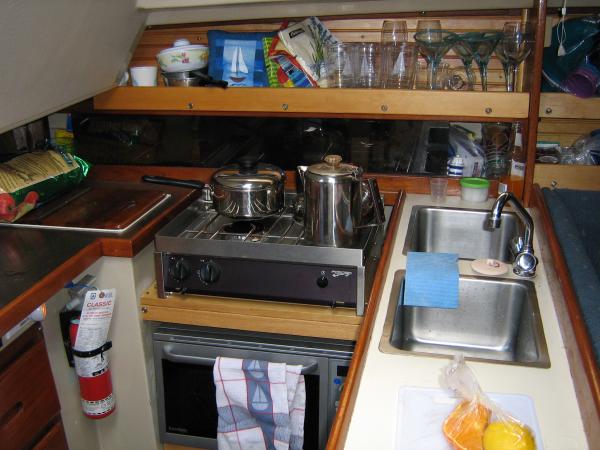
[208,30,275,87]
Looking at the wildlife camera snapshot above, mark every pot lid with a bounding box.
[212,159,285,191]
[307,155,361,178]
[157,39,208,56]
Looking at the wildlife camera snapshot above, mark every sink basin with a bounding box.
[379,271,550,367]
[403,206,521,262]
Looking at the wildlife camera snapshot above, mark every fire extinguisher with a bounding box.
[69,319,116,419]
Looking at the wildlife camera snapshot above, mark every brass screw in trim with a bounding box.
[485,107,492,114]
[545,107,553,114]
[282,103,289,111]
[141,306,149,314]
[188,102,194,109]
[381,105,388,112]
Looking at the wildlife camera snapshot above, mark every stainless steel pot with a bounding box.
[142,159,285,219]
[298,155,384,247]
[161,70,228,88]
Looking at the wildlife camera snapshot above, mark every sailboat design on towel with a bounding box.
[247,360,265,379]
[229,46,248,83]
[250,385,270,411]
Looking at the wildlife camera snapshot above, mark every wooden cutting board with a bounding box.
[18,186,167,230]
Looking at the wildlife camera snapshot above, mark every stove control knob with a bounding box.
[170,258,191,282]
[316,274,328,288]
[198,260,221,284]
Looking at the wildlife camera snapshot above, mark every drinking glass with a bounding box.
[416,19,442,32]
[414,30,458,90]
[496,22,533,92]
[324,43,358,88]
[380,42,418,89]
[381,20,408,44]
[355,42,381,88]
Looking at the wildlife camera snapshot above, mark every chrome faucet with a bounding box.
[488,192,538,277]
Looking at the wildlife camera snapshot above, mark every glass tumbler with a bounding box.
[381,42,418,89]
[355,42,382,88]
[324,43,359,88]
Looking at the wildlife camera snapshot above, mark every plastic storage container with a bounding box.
[460,177,490,202]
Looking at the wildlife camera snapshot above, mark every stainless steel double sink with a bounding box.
[379,206,550,368]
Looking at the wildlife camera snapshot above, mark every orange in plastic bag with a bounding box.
[443,400,491,450]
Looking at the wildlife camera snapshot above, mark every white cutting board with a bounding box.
[396,386,544,450]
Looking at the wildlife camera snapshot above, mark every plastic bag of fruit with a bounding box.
[441,355,536,450]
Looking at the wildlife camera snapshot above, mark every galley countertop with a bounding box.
[0,180,197,337]
[342,194,588,450]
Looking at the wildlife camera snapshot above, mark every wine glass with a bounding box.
[453,31,502,91]
[414,30,458,90]
[496,22,533,92]
[452,33,479,90]
[470,31,502,91]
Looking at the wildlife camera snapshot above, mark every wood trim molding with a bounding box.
[531,184,600,419]
[326,191,406,449]
[523,0,546,206]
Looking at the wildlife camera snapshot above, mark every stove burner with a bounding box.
[223,220,266,235]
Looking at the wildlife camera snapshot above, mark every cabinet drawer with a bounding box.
[0,338,61,450]
[32,420,68,450]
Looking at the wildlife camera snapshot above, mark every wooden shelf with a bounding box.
[540,93,600,120]
[94,87,530,120]
[140,283,363,341]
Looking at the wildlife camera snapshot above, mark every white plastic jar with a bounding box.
[460,177,490,202]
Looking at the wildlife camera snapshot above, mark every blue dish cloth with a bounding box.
[404,252,459,308]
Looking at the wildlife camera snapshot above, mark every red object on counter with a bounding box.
[70,319,116,419]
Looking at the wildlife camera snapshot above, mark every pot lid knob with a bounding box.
[324,154,343,167]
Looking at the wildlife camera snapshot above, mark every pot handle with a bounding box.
[142,175,205,190]
[364,178,385,225]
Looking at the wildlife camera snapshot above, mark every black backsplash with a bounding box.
[72,114,429,173]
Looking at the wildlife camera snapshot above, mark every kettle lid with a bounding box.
[307,155,361,177]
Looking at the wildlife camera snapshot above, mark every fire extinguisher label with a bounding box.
[73,354,109,378]
[82,392,116,417]
[73,289,116,355]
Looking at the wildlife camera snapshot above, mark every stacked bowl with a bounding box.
[156,39,209,86]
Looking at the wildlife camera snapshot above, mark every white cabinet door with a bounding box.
[0,0,147,134]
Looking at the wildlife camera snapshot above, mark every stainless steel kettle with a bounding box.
[298,155,385,247]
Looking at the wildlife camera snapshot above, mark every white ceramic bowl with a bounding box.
[156,39,209,73]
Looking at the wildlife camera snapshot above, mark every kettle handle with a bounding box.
[364,178,385,225]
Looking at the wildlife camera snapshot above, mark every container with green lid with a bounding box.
[460,177,490,202]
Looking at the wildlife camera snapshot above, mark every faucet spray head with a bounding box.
[487,216,502,229]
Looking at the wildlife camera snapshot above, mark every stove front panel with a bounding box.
[158,253,358,308]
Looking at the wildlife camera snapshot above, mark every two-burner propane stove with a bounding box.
[154,193,387,315]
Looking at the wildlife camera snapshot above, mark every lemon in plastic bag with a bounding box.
[483,421,535,450]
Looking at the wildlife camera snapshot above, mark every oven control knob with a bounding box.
[170,258,191,282]
[316,274,328,288]
[198,260,221,284]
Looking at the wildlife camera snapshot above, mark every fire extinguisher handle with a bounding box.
[72,341,113,358]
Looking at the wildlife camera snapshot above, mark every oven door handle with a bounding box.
[162,345,319,374]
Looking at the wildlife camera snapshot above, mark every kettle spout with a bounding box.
[296,166,307,191]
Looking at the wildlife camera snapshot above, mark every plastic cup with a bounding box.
[429,176,448,202]
[130,66,158,86]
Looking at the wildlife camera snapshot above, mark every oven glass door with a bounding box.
[156,341,328,450]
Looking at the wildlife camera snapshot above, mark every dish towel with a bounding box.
[214,356,306,450]
[404,251,459,308]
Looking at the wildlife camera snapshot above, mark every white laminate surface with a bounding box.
[345,194,588,450]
